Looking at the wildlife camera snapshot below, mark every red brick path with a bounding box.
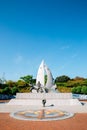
[0,113,87,130]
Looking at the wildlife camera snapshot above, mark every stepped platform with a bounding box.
[7,93,81,106]
[16,93,72,99]
[8,99,81,106]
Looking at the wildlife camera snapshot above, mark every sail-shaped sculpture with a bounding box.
[34,60,58,93]
[30,60,58,93]
[36,60,53,89]
[44,64,53,88]
[36,60,45,87]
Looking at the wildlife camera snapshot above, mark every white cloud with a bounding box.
[71,53,78,58]
[14,55,23,64]
[60,45,70,50]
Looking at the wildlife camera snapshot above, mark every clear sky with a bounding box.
[0,0,87,81]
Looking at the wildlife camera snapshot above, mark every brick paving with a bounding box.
[0,113,87,130]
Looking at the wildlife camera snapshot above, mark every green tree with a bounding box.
[20,75,33,84]
[81,86,87,94]
[6,80,17,88]
[55,75,70,83]
[16,80,27,88]
[11,87,19,95]
[44,75,47,85]
[2,87,11,95]
[76,86,82,94]
[71,87,77,94]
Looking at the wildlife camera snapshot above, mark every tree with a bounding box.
[76,86,82,94]
[11,87,19,95]
[32,79,36,85]
[55,75,70,83]
[74,76,85,80]
[6,80,17,88]
[20,75,33,84]
[81,86,87,94]
[44,75,47,85]
[1,87,11,95]
[71,87,77,94]
[16,80,27,88]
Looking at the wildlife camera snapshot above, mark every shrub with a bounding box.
[81,86,87,94]
[55,75,70,83]
[58,86,71,93]
[11,87,19,95]
[76,86,82,94]
[1,87,11,95]
[71,87,77,94]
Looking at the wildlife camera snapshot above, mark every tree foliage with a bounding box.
[71,87,77,94]
[0,74,87,95]
[72,86,87,94]
[6,80,17,88]
[76,86,82,94]
[1,87,11,95]
[44,75,47,85]
[55,75,70,83]
[16,80,27,88]
[20,75,33,84]
[81,86,87,94]
[11,87,19,95]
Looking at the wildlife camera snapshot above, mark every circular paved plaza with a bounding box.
[10,108,74,121]
[0,113,87,130]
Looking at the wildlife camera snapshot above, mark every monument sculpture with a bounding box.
[8,60,82,121]
[31,60,58,93]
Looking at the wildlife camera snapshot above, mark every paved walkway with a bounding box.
[0,113,87,130]
[0,100,87,130]
[0,101,87,113]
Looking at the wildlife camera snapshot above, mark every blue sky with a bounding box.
[0,0,87,81]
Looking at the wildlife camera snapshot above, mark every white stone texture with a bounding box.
[16,93,72,99]
[7,99,81,106]
[36,60,45,87]
[36,60,54,89]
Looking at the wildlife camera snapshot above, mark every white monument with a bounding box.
[32,60,58,93]
[7,60,81,107]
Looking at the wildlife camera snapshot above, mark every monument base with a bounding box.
[16,93,72,99]
[8,99,81,106]
[7,93,81,106]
